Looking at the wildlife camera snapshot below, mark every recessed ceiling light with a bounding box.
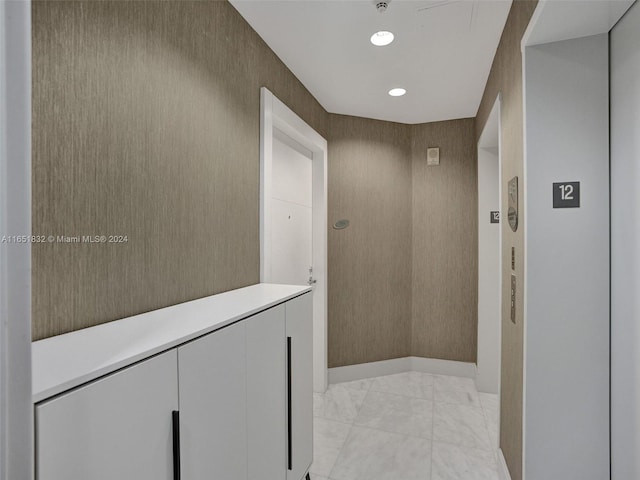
[388,88,406,97]
[370,31,394,47]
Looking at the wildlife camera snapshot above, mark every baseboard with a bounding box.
[328,356,476,384]
[497,449,512,480]
[409,356,476,378]
[328,357,411,384]
[475,372,500,395]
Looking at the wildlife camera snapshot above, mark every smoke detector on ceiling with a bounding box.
[374,0,390,13]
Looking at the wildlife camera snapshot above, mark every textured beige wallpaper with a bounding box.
[32,0,483,374]
[411,119,478,363]
[31,0,327,340]
[474,2,538,479]
[327,115,478,368]
[327,115,413,368]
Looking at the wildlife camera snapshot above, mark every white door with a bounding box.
[261,87,328,394]
[271,129,313,286]
[611,2,640,477]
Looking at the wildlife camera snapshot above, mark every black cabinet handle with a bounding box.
[287,336,292,471]
[172,410,181,480]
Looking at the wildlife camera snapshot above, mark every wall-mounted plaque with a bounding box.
[427,147,440,166]
[508,176,518,232]
[490,211,500,224]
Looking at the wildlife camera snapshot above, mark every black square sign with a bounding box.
[553,182,580,208]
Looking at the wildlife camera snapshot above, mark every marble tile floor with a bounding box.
[310,371,499,480]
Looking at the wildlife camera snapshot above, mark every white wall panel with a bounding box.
[0,2,32,479]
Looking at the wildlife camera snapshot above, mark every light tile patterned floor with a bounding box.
[309,372,499,480]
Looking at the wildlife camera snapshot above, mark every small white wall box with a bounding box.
[427,147,440,166]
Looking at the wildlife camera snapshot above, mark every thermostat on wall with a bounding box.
[427,147,440,166]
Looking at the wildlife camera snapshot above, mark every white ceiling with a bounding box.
[230,0,513,124]
[523,0,634,48]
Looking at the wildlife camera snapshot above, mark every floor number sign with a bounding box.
[553,182,580,208]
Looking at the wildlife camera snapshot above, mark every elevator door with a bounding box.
[610,3,640,478]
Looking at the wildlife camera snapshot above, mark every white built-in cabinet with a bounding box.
[36,350,179,480]
[178,320,248,480]
[33,285,312,480]
[286,294,314,480]
[246,304,287,479]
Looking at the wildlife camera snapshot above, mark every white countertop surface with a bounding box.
[32,283,311,403]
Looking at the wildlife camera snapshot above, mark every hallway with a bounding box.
[3,1,639,479]
[310,372,499,480]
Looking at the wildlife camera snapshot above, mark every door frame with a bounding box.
[260,87,328,393]
[476,93,505,402]
[476,93,503,394]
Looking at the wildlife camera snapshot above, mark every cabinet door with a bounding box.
[246,305,287,480]
[36,350,179,480]
[178,321,247,480]
[286,293,313,480]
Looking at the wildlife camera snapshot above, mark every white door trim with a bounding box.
[0,2,33,479]
[260,87,328,393]
[476,93,502,398]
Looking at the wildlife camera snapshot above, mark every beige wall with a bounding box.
[411,119,477,362]
[31,0,327,340]
[327,116,478,368]
[475,2,538,479]
[327,115,413,368]
[32,0,481,375]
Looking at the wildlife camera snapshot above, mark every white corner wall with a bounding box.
[0,2,33,479]
[524,33,609,479]
[611,2,640,478]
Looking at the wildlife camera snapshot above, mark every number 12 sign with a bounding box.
[553,182,580,208]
